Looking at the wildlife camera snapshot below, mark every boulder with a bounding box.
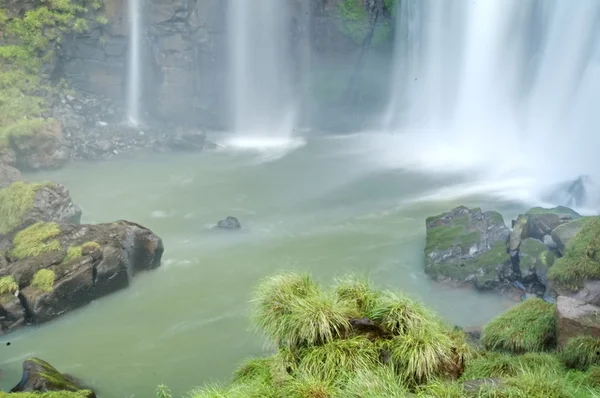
[556,296,600,349]
[507,206,580,253]
[0,221,163,332]
[10,119,70,171]
[215,216,241,230]
[10,357,95,397]
[548,216,600,300]
[0,145,16,167]
[551,217,593,256]
[0,181,82,240]
[424,206,510,290]
[517,238,555,287]
[0,164,22,188]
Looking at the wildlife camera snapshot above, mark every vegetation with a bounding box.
[11,222,62,259]
[0,275,19,295]
[337,0,394,46]
[481,298,556,353]
[0,0,103,141]
[31,269,56,292]
[171,273,600,397]
[64,241,102,262]
[0,181,54,234]
[0,392,94,398]
[526,206,581,218]
[561,336,600,370]
[549,217,600,290]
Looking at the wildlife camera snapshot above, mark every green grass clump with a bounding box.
[549,217,600,290]
[0,181,50,234]
[561,336,600,370]
[481,298,556,353]
[31,269,55,292]
[0,275,19,295]
[11,222,62,259]
[64,246,83,262]
[461,352,562,380]
[298,336,380,382]
[251,273,351,349]
[343,367,408,397]
[0,392,95,398]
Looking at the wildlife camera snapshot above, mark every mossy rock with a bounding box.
[526,206,581,219]
[508,206,579,252]
[481,298,556,353]
[519,238,555,286]
[551,216,595,256]
[425,206,510,290]
[561,336,600,370]
[10,358,95,397]
[549,217,600,291]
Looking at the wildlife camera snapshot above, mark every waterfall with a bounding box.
[383,0,600,207]
[126,0,142,126]
[226,0,298,147]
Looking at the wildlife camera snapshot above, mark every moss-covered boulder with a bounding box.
[551,216,594,256]
[425,206,510,290]
[518,238,555,288]
[548,217,600,300]
[507,206,580,253]
[9,357,95,397]
[8,119,70,171]
[0,181,81,240]
[0,164,21,188]
[0,221,163,332]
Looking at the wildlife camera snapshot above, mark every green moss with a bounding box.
[549,217,600,290]
[526,206,581,218]
[11,222,62,259]
[519,238,552,271]
[481,298,556,353]
[31,269,55,292]
[0,181,53,234]
[82,241,101,251]
[64,241,101,262]
[425,215,479,254]
[561,336,600,370]
[0,275,19,295]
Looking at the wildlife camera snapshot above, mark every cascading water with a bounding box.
[224,0,303,153]
[126,0,142,126]
[380,0,600,211]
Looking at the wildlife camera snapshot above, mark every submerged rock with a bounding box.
[0,221,163,333]
[154,128,207,152]
[215,216,241,230]
[424,206,510,290]
[10,357,95,397]
[556,296,600,349]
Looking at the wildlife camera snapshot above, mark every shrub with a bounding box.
[481,298,556,353]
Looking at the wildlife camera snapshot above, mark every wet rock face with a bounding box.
[9,120,70,171]
[556,296,600,349]
[10,357,96,397]
[424,206,511,290]
[0,221,164,333]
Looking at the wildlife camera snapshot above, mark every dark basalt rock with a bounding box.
[10,357,96,397]
[215,216,241,230]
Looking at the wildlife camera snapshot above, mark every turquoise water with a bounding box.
[0,134,523,397]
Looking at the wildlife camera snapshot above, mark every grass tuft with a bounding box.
[481,298,556,353]
[460,351,562,380]
[31,269,55,292]
[561,336,600,370]
[298,336,380,382]
[343,367,408,397]
[366,290,438,336]
[11,222,62,259]
[251,273,351,349]
[0,275,19,295]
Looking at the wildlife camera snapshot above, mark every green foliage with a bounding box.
[0,181,52,234]
[0,392,95,398]
[156,385,172,398]
[31,269,56,292]
[481,298,556,353]
[65,246,83,262]
[0,0,104,137]
[11,222,62,259]
[343,367,408,397]
[0,275,19,295]
[561,336,600,370]
[549,217,600,290]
